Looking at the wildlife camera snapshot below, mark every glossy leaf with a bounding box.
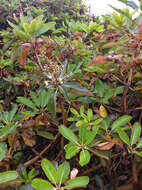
[130,122,141,146]
[0,123,18,139]
[102,117,110,130]
[64,144,80,159]
[32,179,54,190]
[0,171,18,184]
[59,86,70,104]
[56,161,70,184]
[39,89,52,108]
[64,82,89,93]
[0,142,7,161]
[59,59,68,78]
[79,150,91,166]
[116,127,130,145]
[70,108,80,117]
[30,91,40,108]
[92,118,103,126]
[17,97,38,111]
[126,0,139,10]
[37,130,54,140]
[80,105,85,117]
[84,125,99,145]
[9,104,17,122]
[41,159,57,185]
[134,151,142,157]
[111,115,132,131]
[103,88,115,103]
[95,79,105,97]
[34,22,55,37]
[65,176,89,189]
[59,125,78,144]
[87,109,93,121]
[14,29,29,40]
[79,125,87,144]
[137,139,142,148]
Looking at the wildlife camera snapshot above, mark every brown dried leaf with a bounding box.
[13,139,21,151]
[18,45,31,67]
[21,132,35,147]
[23,119,35,128]
[95,142,114,150]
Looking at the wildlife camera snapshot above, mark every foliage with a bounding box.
[0,0,141,189]
[32,158,89,190]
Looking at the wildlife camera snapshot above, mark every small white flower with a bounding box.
[44,81,48,86]
[58,78,63,84]
[48,74,52,79]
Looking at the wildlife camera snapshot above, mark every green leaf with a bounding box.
[8,21,20,30]
[59,86,70,104]
[117,0,127,3]
[130,122,141,146]
[35,22,55,37]
[0,123,18,139]
[134,150,142,157]
[37,130,54,140]
[76,97,94,103]
[79,150,91,166]
[92,118,103,126]
[80,105,84,117]
[95,79,105,97]
[87,109,93,122]
[65,176,89,189]
[20,14,28,25]
[59,59,68,78]
[114,86,124,95]
[28,168,36,180]
[102,117,110,130]
[14,29,30,40]
[30,91,40,108]
[41,159,57,185]
[126,0,139,10]
[0,142,7,161]
[84,125,99,145]
[32,179,54,190]
[76,120,86,127]
[23,23,30,34]
[1,112,9,123]
[56,161,70,184]
[29,18,38,34]
[59,125,78,144]
[9,104,17,122]
[111,115,132,131]
[137,139,142,148]
[53,90,57,113]
[116,127,130,145]
[64,82,89,93]
[103,88,115,102]
[140,0,142,11]
[39,89,52,108]
[17,97,38,111]
[70,108,80,117]
[64,144,80,159]
[0,171,18,184]
[79,125,87,144]
[89,149,110,160]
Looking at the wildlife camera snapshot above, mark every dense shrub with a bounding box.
[0,0,141,190]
